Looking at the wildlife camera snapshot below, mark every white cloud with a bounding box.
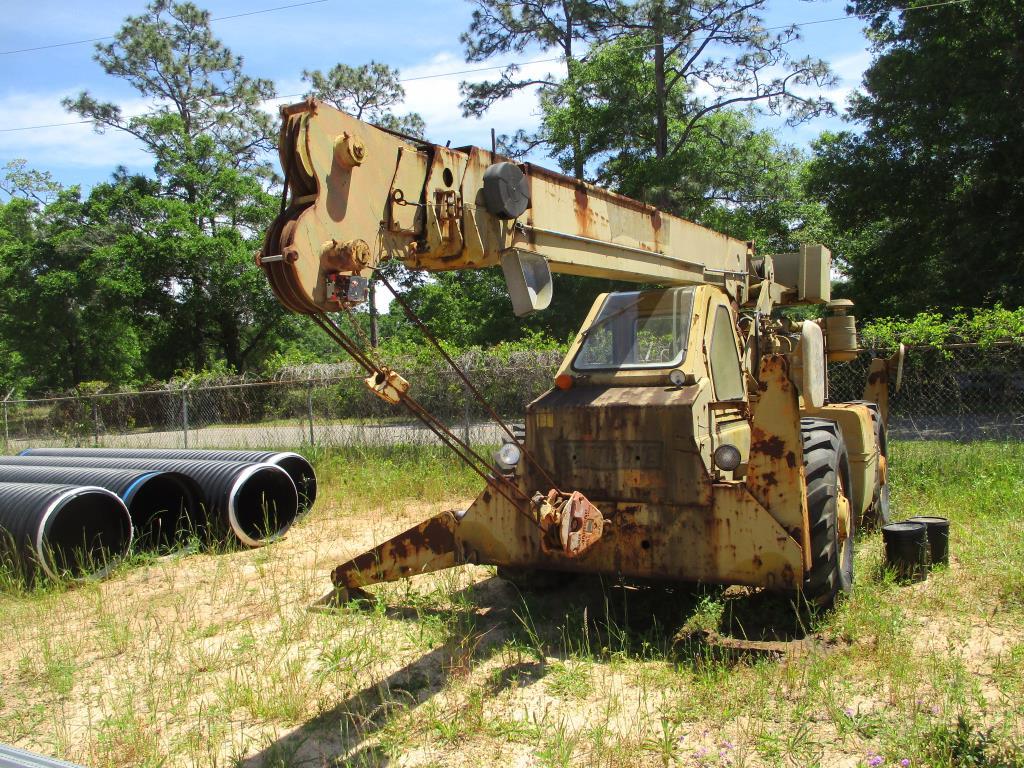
[0,90,152,173]
[825,49,872,111]
[396,51,564,151]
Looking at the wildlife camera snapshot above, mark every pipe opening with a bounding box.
[228,466,298,547]
[38,490,132,579]
[124,475,198,549]
[270,453,317,510]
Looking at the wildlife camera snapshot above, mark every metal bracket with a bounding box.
[325,274,369,306]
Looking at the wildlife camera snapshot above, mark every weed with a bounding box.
[544,660,593,700]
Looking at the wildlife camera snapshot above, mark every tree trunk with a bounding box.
[564,19,585,180]
[652,1,669,209]
[653,4,668,160]
[369,279,379,348]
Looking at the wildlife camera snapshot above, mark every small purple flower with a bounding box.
[867,756,884,767]
[843,707,854,717]
[900,760,910,767]
[720,740,734,750]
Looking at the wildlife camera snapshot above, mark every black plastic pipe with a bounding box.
[22,448,317,510]
[0,465,199,548]
[0,482,132,581]
[0,456,297,548]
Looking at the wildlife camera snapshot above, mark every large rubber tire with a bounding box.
[849,400,891,527]
[801,418,854,607]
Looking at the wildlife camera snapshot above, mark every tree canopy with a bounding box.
[2,0,1015,395]
[805,0,1024,316]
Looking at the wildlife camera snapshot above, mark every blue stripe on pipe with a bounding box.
[120,471,159,505]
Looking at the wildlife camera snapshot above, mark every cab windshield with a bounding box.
[572,288,695,371]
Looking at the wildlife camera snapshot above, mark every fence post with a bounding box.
[306,379,315,447]
[181,384,190,449]
[2,388,12,453]
[92,398,100,447]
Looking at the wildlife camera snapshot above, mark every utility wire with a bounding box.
[0,0,330,56]
[0,0,972,133]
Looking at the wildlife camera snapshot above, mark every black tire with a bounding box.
[849,400,890,527]
[801,418,854,607]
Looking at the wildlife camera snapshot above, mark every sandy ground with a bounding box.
[1,486,1022,768]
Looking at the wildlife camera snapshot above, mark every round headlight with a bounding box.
[669,368,686,387]
[496,442,522,470]
[713,444,742,472]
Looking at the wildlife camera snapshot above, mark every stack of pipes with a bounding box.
[0,449,316,582]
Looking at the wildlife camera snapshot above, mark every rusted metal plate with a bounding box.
[527,385,712,507]
[745,355,811,570]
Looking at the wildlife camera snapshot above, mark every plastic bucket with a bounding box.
[882,521,929,582]
[905,516,950,566]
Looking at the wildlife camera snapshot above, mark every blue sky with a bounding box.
[0,0,874,191]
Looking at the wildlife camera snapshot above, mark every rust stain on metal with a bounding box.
[407,516,456,552]
[751,430,786,459]
[573,185,592,237]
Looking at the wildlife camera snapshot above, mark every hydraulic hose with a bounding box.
[0,465,199,548]
[0,482,132,581]
[0,456,297,548]
[21,448,317,511]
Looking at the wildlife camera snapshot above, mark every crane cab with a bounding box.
[529,284,751,492]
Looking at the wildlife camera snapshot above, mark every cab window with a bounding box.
[573,288,695,371]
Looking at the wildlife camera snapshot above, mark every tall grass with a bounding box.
[0,441,1020,767]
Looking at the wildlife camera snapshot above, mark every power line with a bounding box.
[0,120,92,133]
[0,0,330,56]
[0,0,972,134]
[400,58,562,82]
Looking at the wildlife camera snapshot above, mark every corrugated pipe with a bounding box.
[0,465,199,549]
[22,448,317,511]
[0,482,132,581]
[0,457,297,548]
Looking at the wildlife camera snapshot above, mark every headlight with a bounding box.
[713,444,742,472]
[495,442,522,471]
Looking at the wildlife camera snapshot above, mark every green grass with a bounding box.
[0,441,1021,767]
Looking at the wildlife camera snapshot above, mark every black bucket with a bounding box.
[882,521,929,582]
[905,516,950,566]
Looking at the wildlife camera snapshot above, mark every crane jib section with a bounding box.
[260,99,756,317]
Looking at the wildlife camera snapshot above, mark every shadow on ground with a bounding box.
[239,575,817,767]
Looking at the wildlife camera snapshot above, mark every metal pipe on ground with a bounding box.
[22,448,317,511]
[0,457,297,548]
[0,466,199,549]
[0,483,132,581]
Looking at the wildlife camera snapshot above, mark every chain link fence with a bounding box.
[830,343,1024,440]
[1,345,1021,453]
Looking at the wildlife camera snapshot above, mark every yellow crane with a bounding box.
[261,99,902,606]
